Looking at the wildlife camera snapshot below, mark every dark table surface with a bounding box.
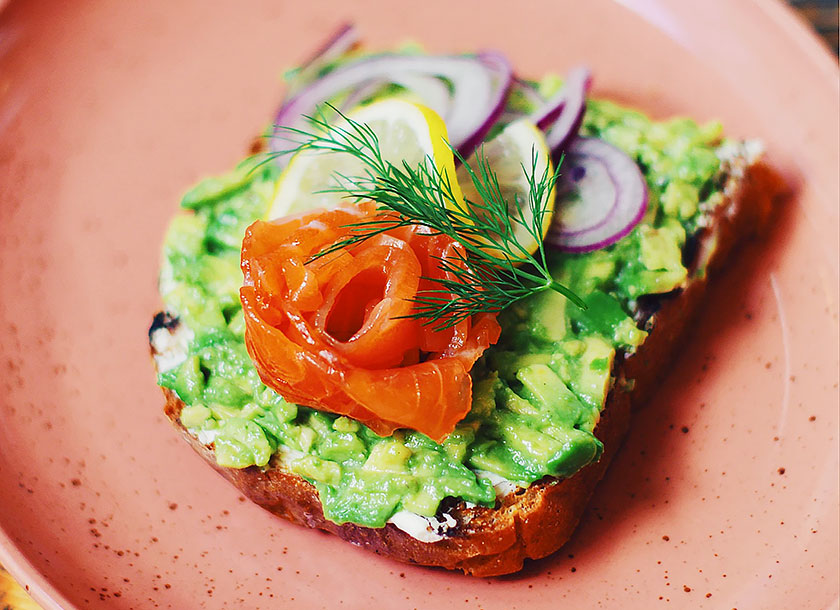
[789,0,839,55]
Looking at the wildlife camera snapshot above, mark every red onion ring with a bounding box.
[458,51,513,155]
[338,78,388,113]
[513,77,546,108]
[302,23,358,69]
[531,66,592,152]
[270,52,512,163]
[338,74,451,121]
[388,73,453,118]
[497,78,546,125]
[287,23,360,96]
[547,137,648,253]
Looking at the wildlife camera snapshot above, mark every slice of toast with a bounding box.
[151,143,779,577]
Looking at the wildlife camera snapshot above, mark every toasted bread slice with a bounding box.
[151,144,779,577]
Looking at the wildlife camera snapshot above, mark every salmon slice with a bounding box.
[240,202,500,441]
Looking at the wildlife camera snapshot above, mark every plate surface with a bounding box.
[0,0,837,608]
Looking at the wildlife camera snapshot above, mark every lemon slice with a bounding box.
[456,119,555,257]
[268,99,465,220]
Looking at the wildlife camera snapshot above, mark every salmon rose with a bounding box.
[239,201,501,441]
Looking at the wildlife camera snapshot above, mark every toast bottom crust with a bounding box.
[165,386,630,577]
[157,155,780,577]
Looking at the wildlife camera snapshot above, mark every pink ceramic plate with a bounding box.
[0,0,837,608]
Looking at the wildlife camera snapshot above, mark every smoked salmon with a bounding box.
[240,201,501,441]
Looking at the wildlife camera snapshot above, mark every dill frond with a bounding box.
[265,106,585,330]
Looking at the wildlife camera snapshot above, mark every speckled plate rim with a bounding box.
[0,0,837,608]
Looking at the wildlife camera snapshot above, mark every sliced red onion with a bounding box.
[270,52,512,162]
[531,66,592,152]
[498,78,546,124]
[304,23,358,67]
[338,78,388,112]
[288,23,360,95]
[390,73,453,118]
[337,73,451,118]
[547,137,648,253]
[513,77,546,108]
[458,51,513,155]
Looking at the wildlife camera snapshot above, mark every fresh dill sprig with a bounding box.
[266,107,585,330]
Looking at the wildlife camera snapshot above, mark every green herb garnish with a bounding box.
[267,109,585,330]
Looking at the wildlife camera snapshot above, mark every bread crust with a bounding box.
[154,152,779,577]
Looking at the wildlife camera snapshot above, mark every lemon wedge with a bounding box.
[456,119,555,257]
[268,98,465,220]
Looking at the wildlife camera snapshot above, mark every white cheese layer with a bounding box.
[473,469,521,497]
[150,322,193,373]
[387,510,457,543]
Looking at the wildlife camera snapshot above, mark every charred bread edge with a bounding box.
[152,147,778,577]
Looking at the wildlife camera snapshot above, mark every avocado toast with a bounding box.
[149,38,777,576]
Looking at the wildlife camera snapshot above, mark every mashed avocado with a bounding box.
[157,89,725,528]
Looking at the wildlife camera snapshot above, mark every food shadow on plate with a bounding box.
[496,163,796,582]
